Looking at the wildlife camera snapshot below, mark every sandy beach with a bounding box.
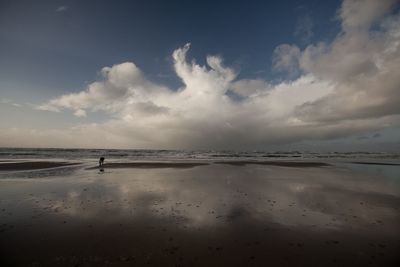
[2,0,400,266]
[0,160,399,266]
[0,161,80,171]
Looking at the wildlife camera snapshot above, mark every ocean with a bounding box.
[0,147,399,162]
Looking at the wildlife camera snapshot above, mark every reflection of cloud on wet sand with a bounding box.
[23,164,400,233]
[1,164,400,266]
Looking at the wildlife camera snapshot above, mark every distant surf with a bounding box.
[0,148,399,162]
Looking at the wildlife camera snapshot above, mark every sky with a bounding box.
[0,0,400,151]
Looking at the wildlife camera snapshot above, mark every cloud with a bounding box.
[293,1,400,123]
[37,62,169,116]
[74,109,87,117]
[8,0,400,149]
[272,44,301,76]
[56,6,68,12]
[294,14,314,43]
[338,0,397,31]
[1,98,21,108]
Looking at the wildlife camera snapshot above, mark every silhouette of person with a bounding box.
[99,157,105,167]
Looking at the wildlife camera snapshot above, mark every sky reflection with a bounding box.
[1,164,399,266]
[1,164,398,232]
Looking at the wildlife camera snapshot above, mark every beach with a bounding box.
[1,158,399,266]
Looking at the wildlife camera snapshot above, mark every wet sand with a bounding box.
[0,161,80,171]
[215,160,330,167]
[86,162,209,170]
[0,161,399,266]
[351,161,400,166]
[85,161,329,170]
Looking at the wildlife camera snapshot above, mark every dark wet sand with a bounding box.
[215,160,330,167]
[351,161,400,166]
[86,162,209,170]
[85,160,330,170]
[0,162,399,266]
[0,161,80,171]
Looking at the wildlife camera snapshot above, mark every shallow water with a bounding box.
[1,147,400,162]
[0,163,399,266]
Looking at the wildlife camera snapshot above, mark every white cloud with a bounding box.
[4,0,400,149]
[338,0,397,32]
[74,109,87,117]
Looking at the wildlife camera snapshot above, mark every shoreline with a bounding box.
[2,159,400,172]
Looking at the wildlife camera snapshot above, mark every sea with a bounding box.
[1,148,399,162]
[1,147,400,181]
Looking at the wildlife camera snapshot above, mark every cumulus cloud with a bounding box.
[13,0,400,149]
[339,0,397,31]
[293,0,400,123]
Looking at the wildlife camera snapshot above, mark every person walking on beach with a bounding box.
[99,157,105,167]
